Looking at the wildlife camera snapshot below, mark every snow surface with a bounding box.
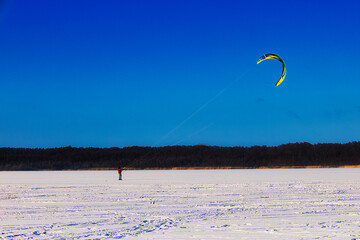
[1,169,360,239]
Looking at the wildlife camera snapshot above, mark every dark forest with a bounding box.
[1,142,360,170]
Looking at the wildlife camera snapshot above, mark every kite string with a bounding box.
[174,119,217,146]
[173,106,240,145]
[153,66,256,146]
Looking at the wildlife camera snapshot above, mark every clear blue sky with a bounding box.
[0,0,360,148]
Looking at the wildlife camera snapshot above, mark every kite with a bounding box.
[257,53,286,87]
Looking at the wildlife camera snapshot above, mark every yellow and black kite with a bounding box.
[257,53,286,87]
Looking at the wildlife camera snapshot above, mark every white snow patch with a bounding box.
[1,168,360,239]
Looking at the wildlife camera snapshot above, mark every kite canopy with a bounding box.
[257,53,286,87]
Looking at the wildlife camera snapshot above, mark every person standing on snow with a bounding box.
[118,167,123,180]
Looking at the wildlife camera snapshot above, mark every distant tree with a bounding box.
[1,142,360,170]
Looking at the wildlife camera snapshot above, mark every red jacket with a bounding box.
[118,168,123,173]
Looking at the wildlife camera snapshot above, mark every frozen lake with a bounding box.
[1,169,360,239]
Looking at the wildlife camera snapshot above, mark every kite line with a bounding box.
[153,66,256,146]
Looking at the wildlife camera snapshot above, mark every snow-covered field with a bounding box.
[1,168,360,239]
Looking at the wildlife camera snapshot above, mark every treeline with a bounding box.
[1,142,360,170]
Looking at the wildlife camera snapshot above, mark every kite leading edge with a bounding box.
[257,53,286,87]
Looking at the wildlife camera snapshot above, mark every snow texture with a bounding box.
[1,169,360,239]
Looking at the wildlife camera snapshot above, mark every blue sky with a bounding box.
[0,0,360,148]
